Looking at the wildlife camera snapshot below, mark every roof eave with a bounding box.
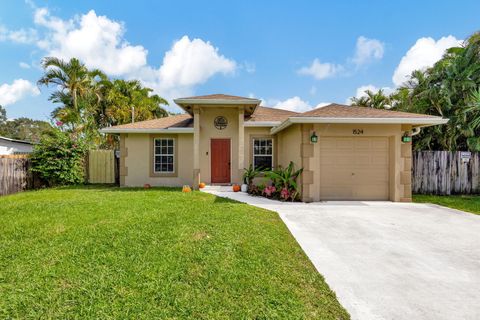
[100,127,194,134]
[270,117,449,134]
[244,121,281,127]
[174,98,261,106]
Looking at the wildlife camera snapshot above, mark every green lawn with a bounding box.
[414,194,480,215]
[0,186,348,319]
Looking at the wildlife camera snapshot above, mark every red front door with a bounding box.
[211,139,231,183]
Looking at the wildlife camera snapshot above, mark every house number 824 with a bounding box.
[353,129,364,135]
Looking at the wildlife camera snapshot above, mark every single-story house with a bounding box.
[101,94,447,202]
[0,136,33,155]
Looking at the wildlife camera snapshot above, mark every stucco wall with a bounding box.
[121,133,193,187]
[276,124,302,169]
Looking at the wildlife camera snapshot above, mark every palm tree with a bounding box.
[37,57,106,131]
[104,79,168,126]
[350,89,391,109]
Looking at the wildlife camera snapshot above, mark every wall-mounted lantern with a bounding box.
[310,131,318,143]
[402,133,412,143]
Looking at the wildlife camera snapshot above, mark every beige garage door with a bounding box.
[319,137,389,200]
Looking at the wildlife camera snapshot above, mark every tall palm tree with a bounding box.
[37,57,106,131]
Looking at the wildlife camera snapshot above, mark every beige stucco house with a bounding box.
[101,94,447,202]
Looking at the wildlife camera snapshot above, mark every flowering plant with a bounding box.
[263,185,276,197]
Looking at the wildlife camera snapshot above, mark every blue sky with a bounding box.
[1,0,479,120]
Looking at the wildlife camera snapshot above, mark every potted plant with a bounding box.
[242,164,260,192]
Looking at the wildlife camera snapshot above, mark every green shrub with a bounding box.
[30,129,87,186]
[264,162,303,201]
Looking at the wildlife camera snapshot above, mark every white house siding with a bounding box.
[0,139,33,155]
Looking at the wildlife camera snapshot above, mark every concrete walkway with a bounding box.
[202,187,480,320]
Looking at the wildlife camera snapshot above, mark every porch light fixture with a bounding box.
[310,131,318,143]
[402,133,412,143]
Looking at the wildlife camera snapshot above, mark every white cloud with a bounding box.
[392,36,462,86]
[309,86,317,95]
[27,7,237,110]
[34,8,148,76]
[298,36,383,80]
[297,59,343,80]
[19,62,31,69]
[0,25,38,44]
[269,96,331,113]
[0,79,40,105]
[352,36,384,66]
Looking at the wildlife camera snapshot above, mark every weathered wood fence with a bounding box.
[0,155,34,196]
[87,150,116,184]
[412,151,480,195]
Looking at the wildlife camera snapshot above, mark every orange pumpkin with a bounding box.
[182,185,192,193]
[199,182,206,189]
[232,184,241,192]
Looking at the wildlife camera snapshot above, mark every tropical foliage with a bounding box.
[247,162,303,201]
[350,32,480,151]
[38,57,168,146]
[30,128,87,186]
[242,164,261,185]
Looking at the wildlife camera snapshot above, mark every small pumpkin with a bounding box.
[199,182,206,189]
[232,184,241,192]
[182,185,192,193]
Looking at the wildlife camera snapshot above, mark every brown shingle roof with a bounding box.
[246,106,298,122]
[179,93,259,101]
[298,103,438,118]
[105,114,193,130]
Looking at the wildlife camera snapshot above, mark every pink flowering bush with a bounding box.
[247,162,303,202]
[280,188,290,200]
[263,185,276,197]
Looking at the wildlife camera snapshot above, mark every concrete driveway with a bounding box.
[203,187,480,320]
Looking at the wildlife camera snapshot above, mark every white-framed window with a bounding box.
[253,138,273,170]
[154,138,174,173]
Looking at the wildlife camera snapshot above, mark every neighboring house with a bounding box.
[0,136,33,155]
[101,94,447,202]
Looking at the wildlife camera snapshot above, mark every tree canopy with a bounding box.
[350,32,480,151]
[38,57,168,146]
[0,105,52,142]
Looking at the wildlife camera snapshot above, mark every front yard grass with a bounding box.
[0,186,348,319]
[414,194,480,215]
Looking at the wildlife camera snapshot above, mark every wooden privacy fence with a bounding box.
[0,155,33,196]
[88,149,116,184]
[412,151,480,195]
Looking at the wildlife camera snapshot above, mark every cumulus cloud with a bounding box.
[34,8,148,76]
[392,36,462,86]
[352,36,384,66]
[0,79,40,105]
[297,59,343,80]
[269,96,330,113]
[26,7,238,109]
